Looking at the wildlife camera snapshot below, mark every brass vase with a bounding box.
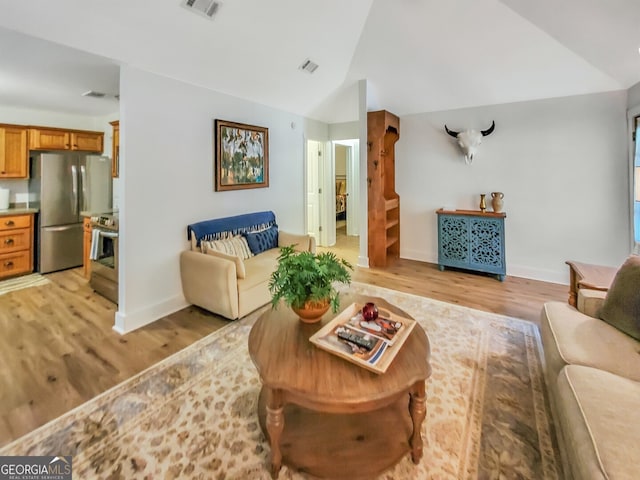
[479,194,487,212]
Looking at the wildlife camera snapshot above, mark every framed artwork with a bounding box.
[214,119,269,191]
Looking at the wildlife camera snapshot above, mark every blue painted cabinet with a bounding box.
[436,209,506,281]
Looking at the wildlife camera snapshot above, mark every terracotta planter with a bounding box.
[292,299,331,324]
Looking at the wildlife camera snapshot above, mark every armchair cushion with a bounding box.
[243,225,278,255]
[204,249,246,279]
[598,255,640,341]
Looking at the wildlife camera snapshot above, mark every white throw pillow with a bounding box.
[201,236,253,260]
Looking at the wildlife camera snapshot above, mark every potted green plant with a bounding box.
[269,245,353,323]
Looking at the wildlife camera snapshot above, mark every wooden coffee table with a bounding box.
[248,294,431,479]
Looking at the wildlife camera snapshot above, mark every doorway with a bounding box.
[305,138,359,265]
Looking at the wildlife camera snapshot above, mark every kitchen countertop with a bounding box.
[0,207,39,217]
[80,209,118,217]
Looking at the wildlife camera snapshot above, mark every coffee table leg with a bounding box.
[409,380,427,464]
[266,388,284,479]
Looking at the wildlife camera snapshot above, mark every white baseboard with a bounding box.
[399,249,568,285]
[507,264,568,285]
[113,294,190,334]
[401,249,436,264]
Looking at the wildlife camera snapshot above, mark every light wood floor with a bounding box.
[0,236,567,447]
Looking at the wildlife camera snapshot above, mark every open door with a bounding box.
[306,140,322,243]
[633,116,640,253]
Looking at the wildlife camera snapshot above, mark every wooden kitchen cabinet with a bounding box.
[0,213,34,279]
[110,120,119,177]
[0,124,29,178]
[83,216,92,279]
[29,127,104,153]
[72,130,104,152]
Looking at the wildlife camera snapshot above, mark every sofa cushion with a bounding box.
[244,225,278,255]
[240,250,279,291]
[540,301,640,383]
[202,236,253,260]
[577,288,607,319]
[598,255,640,341]
[556,365,640,480]
[204,249,246,279]
[278,231,311,253]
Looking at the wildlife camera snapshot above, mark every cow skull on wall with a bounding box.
[444,121,495,165]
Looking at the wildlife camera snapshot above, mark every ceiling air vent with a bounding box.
[82,90,106,98]
[299,59,319,74]
[181,0,222,20]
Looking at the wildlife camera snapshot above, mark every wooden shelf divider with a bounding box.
[368,110,400,267]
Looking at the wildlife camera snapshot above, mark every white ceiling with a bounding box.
[0,0,638,123]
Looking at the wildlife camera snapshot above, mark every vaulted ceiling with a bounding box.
[0,0,638,123]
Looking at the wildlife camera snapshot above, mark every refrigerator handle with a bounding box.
[80,164,87,212]
[71,164,78,216]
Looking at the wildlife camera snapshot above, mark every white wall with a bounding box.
[329,121,358,140]
[116,66,309,332]
[396,91,630,284]
[0,105,109,205]
[628,81,640,109]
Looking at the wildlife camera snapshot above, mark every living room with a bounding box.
[0,1,636,332]
[1,1,639,478]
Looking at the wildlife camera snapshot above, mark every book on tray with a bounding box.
[309,302,416,374]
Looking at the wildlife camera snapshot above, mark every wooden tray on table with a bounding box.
[309,302,416,374]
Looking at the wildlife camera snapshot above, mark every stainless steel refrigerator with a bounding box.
[29,152,112,273]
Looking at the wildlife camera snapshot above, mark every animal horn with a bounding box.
[444,125,460,138]
[481,121,495,136]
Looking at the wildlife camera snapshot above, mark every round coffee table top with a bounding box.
[248,294,431,411]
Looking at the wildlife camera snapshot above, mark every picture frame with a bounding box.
[214,119,269,191]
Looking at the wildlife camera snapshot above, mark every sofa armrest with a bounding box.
[577,288,607,318]
[203,249,246,278]
[278,231,316,253]
[179,250,239,319]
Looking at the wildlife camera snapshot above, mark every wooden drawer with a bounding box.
[0,228,30,253]
[0,250,31,278]
[0,214,32,231]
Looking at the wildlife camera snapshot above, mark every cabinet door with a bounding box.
[0,126,28,178]
[29,128,70,150]
[469,217,505,272]
[83,217,92,278]
[71,131,103,152]
[110,121,119,177]
[438,215,470,267]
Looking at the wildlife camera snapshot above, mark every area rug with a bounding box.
[0,282,562,479]
[0,273,50,296]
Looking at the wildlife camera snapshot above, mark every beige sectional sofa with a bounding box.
[180,211,314,320]
[541,260,640,480]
